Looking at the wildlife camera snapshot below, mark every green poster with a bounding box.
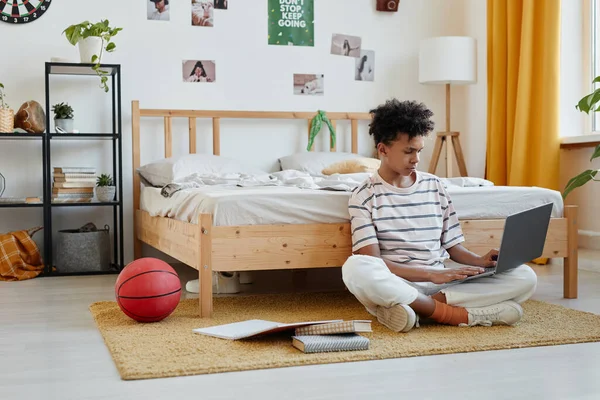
[268,0,314,47]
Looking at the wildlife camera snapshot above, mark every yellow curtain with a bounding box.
[486,0,561,190]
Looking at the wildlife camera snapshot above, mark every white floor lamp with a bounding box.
[419,36,477,177]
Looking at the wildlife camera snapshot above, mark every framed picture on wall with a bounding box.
[355,50,375,81]
[293,74,324,96]
[148,0,170,21]
[192,0,214,27]
[331,34,361,58]
[183,60,216,82]
[268,0,314,46]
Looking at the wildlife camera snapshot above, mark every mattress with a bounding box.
[140,184,564,226]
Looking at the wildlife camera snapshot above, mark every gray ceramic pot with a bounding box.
[96,186,116,202]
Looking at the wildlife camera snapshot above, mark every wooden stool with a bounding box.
[428,131,468,177]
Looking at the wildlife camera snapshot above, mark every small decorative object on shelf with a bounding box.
[96,173,116,202]
[0,83,14,133]
[52,167,95,203]
[62,20,123,92]
[15,100,46,133]
[51,102,75,133]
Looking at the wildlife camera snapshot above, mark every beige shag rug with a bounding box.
[89,291,600,380]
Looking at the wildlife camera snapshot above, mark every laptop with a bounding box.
[455,202,554,282]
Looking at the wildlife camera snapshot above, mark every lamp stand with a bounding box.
[428,84,468,177]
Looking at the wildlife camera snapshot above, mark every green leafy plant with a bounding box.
[563,75,600,199]
[62,20,122,93]
[96,173,114,187]
[307,110,336,151]
[51,102,74,119]
[0,83,7,109]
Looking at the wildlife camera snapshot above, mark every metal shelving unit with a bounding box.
[42,62,124,276]
[0,134,46,209]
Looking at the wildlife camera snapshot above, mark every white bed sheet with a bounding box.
[140,184,564,226]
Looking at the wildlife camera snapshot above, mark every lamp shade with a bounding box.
[419,36,477,85]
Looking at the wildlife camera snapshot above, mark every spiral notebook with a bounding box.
[292,334,370,354]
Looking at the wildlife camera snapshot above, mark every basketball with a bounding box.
[115,258,181,322]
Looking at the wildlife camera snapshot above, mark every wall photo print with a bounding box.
[294,74,324,96]
[268,0,314,46]
[215,0,228,9]
[331,34,361,57]
[148,0,170,21]
[183,60,216,82]
[355,50,375,81]
[192,0,214,27]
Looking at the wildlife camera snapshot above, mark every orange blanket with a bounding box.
[0,227,44,281]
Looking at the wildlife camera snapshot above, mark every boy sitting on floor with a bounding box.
[343,99,537,332]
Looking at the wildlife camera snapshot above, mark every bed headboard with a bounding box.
[130,100,372,236]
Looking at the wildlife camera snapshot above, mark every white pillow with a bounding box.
[278,151,364,176]
[137,154,267,187]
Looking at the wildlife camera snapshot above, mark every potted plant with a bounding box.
[563,76,600,199]
[62,20,123,92]
[51,102,75,133]
[96,173,116,202]
[0,83,14,133]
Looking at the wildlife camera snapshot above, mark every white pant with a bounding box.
[341,254,537,315]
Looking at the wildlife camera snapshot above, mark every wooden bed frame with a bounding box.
[131,100,579,318]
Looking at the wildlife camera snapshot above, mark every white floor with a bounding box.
[2,252,600,400]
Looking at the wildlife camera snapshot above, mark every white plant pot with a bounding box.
[78,37,104,64]
[96,186,115,202]
[54,118,74,133]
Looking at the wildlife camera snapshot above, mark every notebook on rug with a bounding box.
[295,320,372,335]
[192,319,342,340]
[292,334,370,354]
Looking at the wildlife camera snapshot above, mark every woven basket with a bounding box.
[0,108,14,133]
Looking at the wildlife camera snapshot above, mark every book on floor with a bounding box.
[292,334,370,354]
[295,320,372,336]
[192,319,343,340]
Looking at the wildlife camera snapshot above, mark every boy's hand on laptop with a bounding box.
[429,267,485,284]
[477,249,499,267]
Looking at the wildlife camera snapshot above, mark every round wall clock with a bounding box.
[0,0,51,24]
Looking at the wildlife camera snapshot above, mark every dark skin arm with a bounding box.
[354,244,490,284]
[447,244,498,268]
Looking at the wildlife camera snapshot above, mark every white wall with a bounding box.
[0,0,487,265]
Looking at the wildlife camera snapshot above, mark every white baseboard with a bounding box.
[579,230,600,250]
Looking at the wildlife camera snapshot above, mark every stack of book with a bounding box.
[292,320,371,353]
[52,167,96,203]
[192,319,372,354]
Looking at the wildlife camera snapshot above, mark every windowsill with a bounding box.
[560,133,600,149]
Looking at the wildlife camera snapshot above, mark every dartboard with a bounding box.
[0,0,51,24]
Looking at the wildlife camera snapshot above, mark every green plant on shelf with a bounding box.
[51,102,74,119]
[63,20,122,93]
[563,75,600,199]
[96,173,114,187]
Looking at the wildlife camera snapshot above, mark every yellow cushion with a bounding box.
[322,157,381,175]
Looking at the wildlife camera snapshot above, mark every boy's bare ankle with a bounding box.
[431,292,447,303]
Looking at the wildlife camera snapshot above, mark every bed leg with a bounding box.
[564,205,578,299]
[198,214,214,317]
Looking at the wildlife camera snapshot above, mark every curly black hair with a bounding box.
[368,99,435,146]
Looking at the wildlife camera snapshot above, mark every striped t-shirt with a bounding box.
[348,171,464,268]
